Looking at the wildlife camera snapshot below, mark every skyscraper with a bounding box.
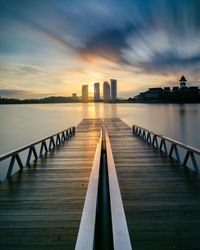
[111,79,117,101]
[94,82,100,102]
[82,85,88,102]
[103,81,110,102]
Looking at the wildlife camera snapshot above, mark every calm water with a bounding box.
[0,103,200,155]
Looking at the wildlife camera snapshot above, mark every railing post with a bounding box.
[66,130,69,140]
[26,147,33,165]
[169,144,174,158]
[39,141,45,157]
[40,140,48,156]
[159,139,168,155]
[142,130,146,140]
[49,138,52,151]
[56,134,61,146]
[52,137,56,148]
[7,155,16,178]
[32,146,38,160]
[43,140,48,153]
[152,135,158,149]
[174,144,180,163]
[190,152,199,174]
[169,143,180,163]
[147,132,151,144]
[49,137,55,150]
[61,132,66,142]
[132,126,135,134]
[15,154,23,170]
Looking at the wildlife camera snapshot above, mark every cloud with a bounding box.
[1,0,200,97]
[0,89,34,98]
[79,25,134,63]
[0,88,65,99]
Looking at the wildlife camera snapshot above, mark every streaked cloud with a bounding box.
[0,0,200,98]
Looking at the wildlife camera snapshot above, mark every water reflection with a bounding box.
[179,105,187,143]
[0,103,200,155]
[82,103,118,118]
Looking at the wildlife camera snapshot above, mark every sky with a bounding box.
[0,0,200,99]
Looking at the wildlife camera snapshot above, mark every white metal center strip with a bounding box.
[75,131,102,250]
[106,133,132,250]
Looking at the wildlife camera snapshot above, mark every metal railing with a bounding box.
[132,125,200,174]
[75,130,102,250]
[106,132,132,250]
[0,126,75,180]
[76,130,132,250]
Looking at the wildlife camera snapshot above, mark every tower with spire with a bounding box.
[179,75,187,87]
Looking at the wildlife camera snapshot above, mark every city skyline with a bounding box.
[81,79,117,102]
[1,0,200,99]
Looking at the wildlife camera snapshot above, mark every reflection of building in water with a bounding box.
[111,79,117,102]
[179,104,186,139]
[94,82,100,102]
[133,76,200,103]
[81,103,118,118]
[103,81,110,102]
[82,85,88,102]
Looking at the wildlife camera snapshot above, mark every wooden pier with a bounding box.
[0,118,200,250]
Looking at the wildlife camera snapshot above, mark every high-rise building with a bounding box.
[103,81,110,102]
[82,85,88,102]
[111,79,117,101]
[94,82,100,102]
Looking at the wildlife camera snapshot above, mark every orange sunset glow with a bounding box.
[0,0,200,99]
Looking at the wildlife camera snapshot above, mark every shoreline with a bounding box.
[1,101,200,105]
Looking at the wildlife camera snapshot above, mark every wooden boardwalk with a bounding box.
[0,121,100,250]
[106,118,200,250]
[0,118,200,249]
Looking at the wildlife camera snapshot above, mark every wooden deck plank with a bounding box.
[1,118,200,250]
[105,118,200,250]
[0,121,100,250]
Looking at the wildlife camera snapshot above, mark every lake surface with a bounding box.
[0,103,200,155]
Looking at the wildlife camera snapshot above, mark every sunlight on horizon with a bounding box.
[1,0,200,99]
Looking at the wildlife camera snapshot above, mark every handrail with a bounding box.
[76,130,132,249]
[106,132,132,250]
[75,130,102,250]
[132,125,200,174]
[0,126,75,180]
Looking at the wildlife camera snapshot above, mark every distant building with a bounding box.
[133,76,200,103]
[72,93,78,101]
[82,85,88,102]
[94,82,100,102]
[103,81,110,102]
[111,79,117,101]
[145,88,163,99]
[172,87,179,92]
